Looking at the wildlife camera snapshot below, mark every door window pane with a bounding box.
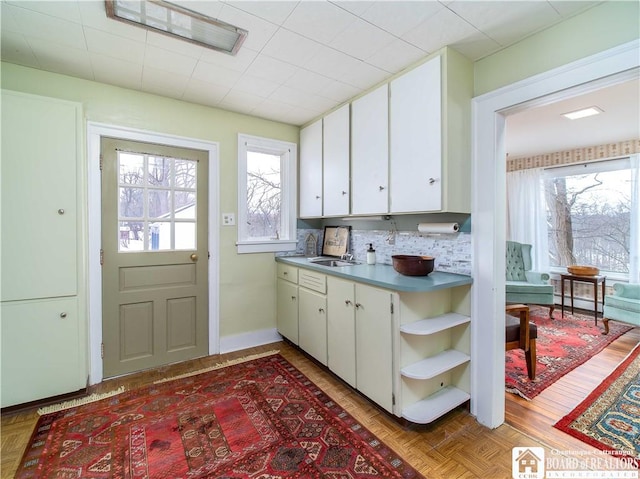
[175,222,196,250]
[119,187,143,218]
[119,153,144,185]
[117,152,197,252]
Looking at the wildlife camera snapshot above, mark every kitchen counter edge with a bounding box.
[275,256,472,292]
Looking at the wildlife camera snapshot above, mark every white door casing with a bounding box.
[471,40,640,429]
[87,122,220,385]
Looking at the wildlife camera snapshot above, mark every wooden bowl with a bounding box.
[392,255,435,276]
[567,265,599,276]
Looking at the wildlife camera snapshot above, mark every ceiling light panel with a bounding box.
[562,106,603,120]
[105,0,247,55]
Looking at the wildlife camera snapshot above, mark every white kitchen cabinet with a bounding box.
[1,90,87,407]
[277,258,472,424]
[1,298,83,406]
[390,56,442,213]
[395,286,471,423]
[276,264,299,344]
[299,119,323,218]
[297,269,328,365]
[322,104,350,217]
[327,277,394,411]
[351,84,389,215]
[390,48,472,214]
[326,277,356,387]
[355,283,395,413]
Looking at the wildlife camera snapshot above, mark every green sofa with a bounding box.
[505,241,555,318]
[602,282,640,334]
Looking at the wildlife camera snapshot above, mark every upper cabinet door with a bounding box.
[390,56,442,213]
[323,104,350,217]
[351,84,389,215]
[299,119,323,218]
[1,91,79,301]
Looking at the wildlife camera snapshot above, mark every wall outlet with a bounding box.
[222,213,235,226]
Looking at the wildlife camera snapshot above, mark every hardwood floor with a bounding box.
[2,327,638,479]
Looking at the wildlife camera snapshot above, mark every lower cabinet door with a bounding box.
[327,277,356,387]
[355,284,394,413]
[298,288,327,366]
[1,297,85,407]
[276,279,299,344]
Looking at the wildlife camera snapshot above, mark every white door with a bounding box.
[299,120,323,217]
[327,276,356,387]
[352,84,389,215]
[355,284,394,412]
[323,104,350,216]
[390,56,442,213]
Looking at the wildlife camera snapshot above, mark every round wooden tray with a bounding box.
[567,265,599,276]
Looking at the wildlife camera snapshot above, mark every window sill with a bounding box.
[237,240,297,254]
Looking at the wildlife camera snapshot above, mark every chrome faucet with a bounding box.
[341,253,354,262]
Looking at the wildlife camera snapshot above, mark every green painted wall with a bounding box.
[1,62,299,340]
[474,1,640,95]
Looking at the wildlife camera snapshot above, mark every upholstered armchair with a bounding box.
[602,283,640,334]
[506,241,555,318]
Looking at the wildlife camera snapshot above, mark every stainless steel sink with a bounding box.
[310,259,359,267]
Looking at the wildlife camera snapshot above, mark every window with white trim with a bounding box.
[544,157,635,278]
[237,134,297,254]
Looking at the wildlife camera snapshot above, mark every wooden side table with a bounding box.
[560,273,606,324]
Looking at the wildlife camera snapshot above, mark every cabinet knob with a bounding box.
[60,312,67,318]
[355,303,362,309]
[318,308,325,314]
[341,191,347,196]
[283,271,288,275]
[428,177,437,185]
[345,299,352,306]
[58,209,65,215]
[315,195,321,199]
[291,296,296,301]
[378,186,385,191]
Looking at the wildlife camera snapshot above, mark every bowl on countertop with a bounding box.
[567,265,599,276]
[392,255,435,276]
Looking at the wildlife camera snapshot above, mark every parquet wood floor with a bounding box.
[2,326,638,478]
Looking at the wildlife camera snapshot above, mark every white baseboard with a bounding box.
[219,328,283,354]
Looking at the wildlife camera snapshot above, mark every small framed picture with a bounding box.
[321,226,351,257]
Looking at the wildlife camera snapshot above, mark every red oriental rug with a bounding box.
[554,344,640,468]
[16,352,423,479]
[505,307,633,400]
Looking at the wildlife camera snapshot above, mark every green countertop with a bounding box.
[276,256,472,292]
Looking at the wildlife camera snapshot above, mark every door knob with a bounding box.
[190,253,198,262]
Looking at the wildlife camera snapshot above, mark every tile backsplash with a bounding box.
[289,228,472,276]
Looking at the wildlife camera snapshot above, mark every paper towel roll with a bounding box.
[417,222,459,234]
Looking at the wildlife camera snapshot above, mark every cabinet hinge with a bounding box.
[390,302,394,314]
[99,154,103,171]
[392,393,395,406]
[100,249,104,266]
[101,342,105,359]
[208,251,211,259]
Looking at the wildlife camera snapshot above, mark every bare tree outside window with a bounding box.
[246,151,281,240]
[545,168,631,273]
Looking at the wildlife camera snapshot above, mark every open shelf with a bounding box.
[400,349,470,379]
[400,313,470,336]
[401,386,470,424]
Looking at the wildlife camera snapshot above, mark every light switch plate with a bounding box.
[222,213,235,226]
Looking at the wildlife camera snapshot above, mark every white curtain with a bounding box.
[630,154,640,283]
[506,168,549,273]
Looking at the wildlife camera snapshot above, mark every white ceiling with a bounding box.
[4,1,636,159]
[506,77,640,158]
[2,0,603,129]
